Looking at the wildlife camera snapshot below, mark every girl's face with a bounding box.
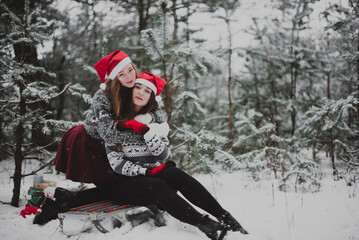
[117,63,136,88]
[132,83,152,108]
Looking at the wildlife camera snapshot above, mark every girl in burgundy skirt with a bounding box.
[54,50,166,184]
[35,53,248,239]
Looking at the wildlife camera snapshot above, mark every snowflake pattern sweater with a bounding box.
[83,89,167,144]
[83,89,169,177]
[105,128,171,177]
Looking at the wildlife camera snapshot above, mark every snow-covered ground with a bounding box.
[0,159,358,240]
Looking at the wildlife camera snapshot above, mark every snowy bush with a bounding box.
[233,109,322,191]
[297,92,359,177]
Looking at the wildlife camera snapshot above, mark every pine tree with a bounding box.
[0,0,86,206]
[140,0,237,172]
[233,0,324,189]
[295,2,359,178]
[215,0,241,142]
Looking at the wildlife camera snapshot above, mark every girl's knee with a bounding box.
[161,167,189,180]
[147,177,172,193]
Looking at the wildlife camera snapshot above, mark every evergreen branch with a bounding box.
[147,31,164,61]
[172,139,191,150]
[0,59,13,70]
[169,54,177,83]
[167,75,181,85]
[0,200,11,205]
[0,3,23,27]
[23,156,45,160]
[339,157,359,167]
[73,0,95,6]
[25,141,57,155]
[0,147,14,157]
[349,0,359,18]
[26,83,71,105]
[10,159,54,179]
[0,100,18,105]
[205,115,229,122]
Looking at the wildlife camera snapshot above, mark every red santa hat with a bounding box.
[135,71,166,102]
[94,50,132,90]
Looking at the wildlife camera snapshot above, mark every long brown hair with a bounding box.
[104,62,139,121]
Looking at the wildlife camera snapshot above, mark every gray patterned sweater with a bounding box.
[83,89,169,177]
[83,89,167,144]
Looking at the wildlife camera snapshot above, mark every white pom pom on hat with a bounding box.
[100,83,106,90]
[155,95,162,102]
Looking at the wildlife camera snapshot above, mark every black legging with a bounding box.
[64,177,115,209]
[111,167,225,226]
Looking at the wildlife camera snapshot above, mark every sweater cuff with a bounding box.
[138,167,147,175]
[144,129,156,142]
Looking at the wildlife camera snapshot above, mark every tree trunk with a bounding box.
[329,130,338,177]
[56,56,66,120]
[160,3,173,123]
[137,0,151,70]
[10,0,37,206]
[226,19,234,142]
[266,59,280,141]
[171,0,178,46]
[326,65,337,177]
[289,17,298,137]
[11,83,25,207]
[326,72,331,99]
[290,64,297,136]
[184,1,190,89]
[138,0,150,33]
[357,30,359,137]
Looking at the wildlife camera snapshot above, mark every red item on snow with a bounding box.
[20,204,40,218]
[146,161,176,176]
[117,119,149,134]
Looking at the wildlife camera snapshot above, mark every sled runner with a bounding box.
[58,200,162,234]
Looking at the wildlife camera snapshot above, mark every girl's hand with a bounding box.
[144,122,169,141]
[134,113,153,124]
[146,161,176,176]
[117,119,149,134]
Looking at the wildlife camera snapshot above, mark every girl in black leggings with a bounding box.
[34,72,248,239]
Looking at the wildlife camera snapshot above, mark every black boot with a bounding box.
[54,187,77,212]
[218,210,248,234]
[196,215,229,240]
[33,198,58,225]
[33,187,77,225]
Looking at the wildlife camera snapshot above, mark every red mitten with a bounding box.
[146,161,176,176]
[117,119,149,134]
[20,204,40,218]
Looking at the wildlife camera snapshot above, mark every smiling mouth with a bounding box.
[135,96,143,100]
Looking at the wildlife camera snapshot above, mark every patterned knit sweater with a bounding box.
[83,89,169,177]
[105,127,171,176]
[83,89,167,144]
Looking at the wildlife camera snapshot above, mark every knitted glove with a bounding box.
[134,113,153,124]
[146,161,176,176]
[20,204,40,218]
[117,119,149,134]
[144,122,169,141]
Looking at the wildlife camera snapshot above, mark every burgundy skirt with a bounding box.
[54,125,114,183]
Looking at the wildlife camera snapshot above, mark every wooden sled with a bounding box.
[58,200,163,234]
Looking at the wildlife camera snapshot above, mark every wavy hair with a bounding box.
[104,62,139,121]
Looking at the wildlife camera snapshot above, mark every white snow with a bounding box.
[0,159,358,240]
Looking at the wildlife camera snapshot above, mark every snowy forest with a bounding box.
[0,0,358,214]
